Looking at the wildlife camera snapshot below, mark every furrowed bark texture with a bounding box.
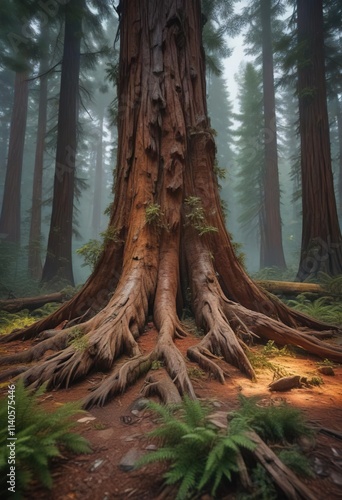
[2,0,342,408]
[297,0,342,279]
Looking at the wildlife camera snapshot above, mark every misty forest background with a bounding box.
[0,0,341,303]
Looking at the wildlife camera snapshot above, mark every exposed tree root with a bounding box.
[82,321,195,408]
[83,354,152,409]
[1,231,341,407]
[0,366,30,383]
[184,230,256,380]
[20,271,151,390]
[2,226,341,409]
[1,0,342,411]
[142,373,182,404]
[223,299,342,363]
[0,330,70,368]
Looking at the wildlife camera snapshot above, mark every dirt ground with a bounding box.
[1,324,342,500]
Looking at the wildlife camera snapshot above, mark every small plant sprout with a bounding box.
[67,327,89,351]
[263,340,293,357]
[184,197,218,236]
[145,203,164,226]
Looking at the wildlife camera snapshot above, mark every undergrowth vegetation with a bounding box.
[245,340,293,378]
[136,396,314,499]
[0,310,37,335]
[0,380,91,498]
[252,269,342,326]
[285,296,342,325]
[0,302,61,335]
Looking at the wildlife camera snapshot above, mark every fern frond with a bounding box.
[0,380,90,496]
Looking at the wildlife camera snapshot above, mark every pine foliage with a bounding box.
[0,380,91,496]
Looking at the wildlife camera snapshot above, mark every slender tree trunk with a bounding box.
[0,121,10,203]
[28,41,49,280]
[0,71,29,244]
[2,0,342,409]
[297,0,342,279]
[0,70,14,199]
[41,0,83,286]
[334,96,342,220]
[259,0,286,269]
[91,114,104,238]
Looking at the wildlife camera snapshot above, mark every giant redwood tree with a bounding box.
[1,0,342,407]
[296,0,342,279]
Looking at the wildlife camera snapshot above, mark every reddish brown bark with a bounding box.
[259,0,286,269]
[28,36,49,280]
[297,0,342,279]
[1,0,342,408]
[41,0,83,286]
[0,71,29,244]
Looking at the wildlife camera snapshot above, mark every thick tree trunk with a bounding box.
[0,71,29,244]
[259,0,286,269]
[28,37,49,280]
[297,0,342,280]
[1,0,342,409]
[41,0,83,286]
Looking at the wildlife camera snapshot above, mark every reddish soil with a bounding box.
[1,325,342,499]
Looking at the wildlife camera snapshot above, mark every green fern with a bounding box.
[231,395,312,443]
[287,296,342,325]
[138,397,314,499]
[316,272,342,297]
[136,397,255,499]
[0,380,91,497]
[252,266,297,282]
[249,463,278,500]
[277,447,313,477]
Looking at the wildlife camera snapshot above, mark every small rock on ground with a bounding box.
[119,448,145,472]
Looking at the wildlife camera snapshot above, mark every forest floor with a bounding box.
[1,323,342,500]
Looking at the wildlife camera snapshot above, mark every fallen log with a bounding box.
[246,430,317,500]
[0,281,328,315]
[0,292,67,313]
[256,280,325,297]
